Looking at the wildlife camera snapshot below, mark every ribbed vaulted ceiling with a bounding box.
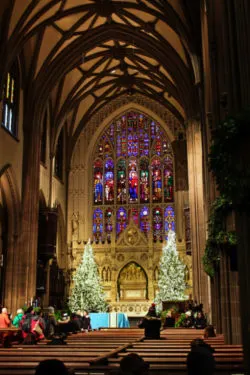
[2,0,201,157]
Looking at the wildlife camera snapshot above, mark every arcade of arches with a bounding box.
[0,0,250,370]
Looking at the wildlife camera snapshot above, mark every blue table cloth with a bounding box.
[89,313,130,329]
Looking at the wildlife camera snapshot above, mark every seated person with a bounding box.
[190,338,214,353]
[58,312,71,334]
[0,307,11,328]
[182,311,194,328]
[194,311,207,329]
[12,308,24,328]
[120,353,149,375]
[82,311,91,331]
[163,310,175,328]
[138,303,161,339]
[35,359,72,375]
[204,325,216,339]
[187,346,215,375]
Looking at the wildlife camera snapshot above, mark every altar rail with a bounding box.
[109,302,151,317]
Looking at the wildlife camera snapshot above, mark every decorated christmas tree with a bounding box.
[155,230,187,309]
[69,240,107,312]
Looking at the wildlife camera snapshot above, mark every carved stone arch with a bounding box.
[0,164,21,311]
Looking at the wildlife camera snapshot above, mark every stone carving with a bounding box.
[119,263,146,282]
[117,254,125,262]
[117,221,148,247]
[140,253,148,262]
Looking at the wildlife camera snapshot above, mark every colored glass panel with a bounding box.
[93,160,103,204]
[164,206,175,240]
[152,158,162,202]
[104,159,114,203]
[117,159,126,203]
[140,159,149,203]
[105,208,113,242]
[93,208,103,241]
[163,157,174,202]
[117,207,127,236]
[128,159,138,202]
[128,208,139,225]
[153,207,163,241]
[140,207,150,234]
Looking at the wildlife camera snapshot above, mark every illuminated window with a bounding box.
[92,111,175,241]
[1,62,19,136]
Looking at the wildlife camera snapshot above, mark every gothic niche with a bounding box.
[101,266,111,282]
[117,262,148,301]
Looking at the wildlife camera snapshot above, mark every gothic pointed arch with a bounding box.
[0,164,21,311]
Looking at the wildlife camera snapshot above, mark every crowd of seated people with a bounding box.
[164,301,209,330]
[0,306,92,345]
[34,340,216,375]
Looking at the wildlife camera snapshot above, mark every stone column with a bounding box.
[235,212,250,371]
[220,249,241,344]
[186,118,210,313]
[17,124,41,308]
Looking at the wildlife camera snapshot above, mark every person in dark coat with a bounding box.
[43,306,58,338]
[187,346,215,375]
[163,310,175,328]
[194,311,207,329]
[138,303,161,339]
[82,311,91,331]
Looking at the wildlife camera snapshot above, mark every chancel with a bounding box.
[0,0,249,374]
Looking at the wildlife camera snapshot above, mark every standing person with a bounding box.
[12,309,24,328]
[138,303,161,339]
[44,306,58,338]
[0,308,11,328]
[31,308,45,341]
[82,311,91,331]
[20,306,34,339]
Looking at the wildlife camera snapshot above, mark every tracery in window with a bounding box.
[92,111,175,241]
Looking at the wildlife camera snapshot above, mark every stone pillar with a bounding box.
[17,125,41,308]
[186,118,209,313]
[220,249,241,344]
[235,212,250,371]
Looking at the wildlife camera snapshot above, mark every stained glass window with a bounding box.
[140,159,149,203]
[128,208,139,225]
[92,111,175,241]
[163,157,174,202]
[105,208,113,242]
[117,159,126,204]
[153,207,163,242]
[152,158,162,202]
[93,160,103,204]
[104,159,114,203]
[164,206,175,239]
[2,62,19,136]
[128,159,138,202]
[140,207,150,234]
[93,208,103,242]
[117,208,127,236]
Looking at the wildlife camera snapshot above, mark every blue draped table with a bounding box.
[89,312,130,329]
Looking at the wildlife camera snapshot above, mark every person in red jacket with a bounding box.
[0,308,11,328]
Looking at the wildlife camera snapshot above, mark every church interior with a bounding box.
[0,0,250,372]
